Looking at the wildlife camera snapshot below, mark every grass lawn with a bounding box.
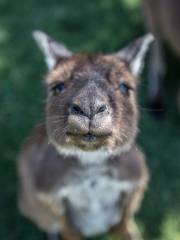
[0,0,180,239]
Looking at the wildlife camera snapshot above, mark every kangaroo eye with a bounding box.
[119,82,132,95]
[51,82,65,94]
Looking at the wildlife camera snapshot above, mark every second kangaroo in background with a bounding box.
[143,0,180,116]
[18,31,153,240]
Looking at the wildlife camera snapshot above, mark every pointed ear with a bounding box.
[115,34,154,76]
[33,30,72,70]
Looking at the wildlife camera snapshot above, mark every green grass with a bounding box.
[0,0,180,239]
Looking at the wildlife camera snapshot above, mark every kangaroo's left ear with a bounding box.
[115,34,154,76]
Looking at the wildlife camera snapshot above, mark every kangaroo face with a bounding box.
[33,31,153,153]
[46,55,138,151]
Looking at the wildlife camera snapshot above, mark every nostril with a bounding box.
[71,104,86,116]
[96,105,108,114]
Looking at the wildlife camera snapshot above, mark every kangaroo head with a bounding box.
[33,31,153,154]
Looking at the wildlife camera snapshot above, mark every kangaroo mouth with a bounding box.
[82,133,97,142]
[66,132,112,142]
[62,131,113,151]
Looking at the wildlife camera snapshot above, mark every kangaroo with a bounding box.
[18,31,153,240]
[143,0,180,116]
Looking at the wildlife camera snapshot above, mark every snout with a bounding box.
[66,97,112,145]
[70,102,108,119]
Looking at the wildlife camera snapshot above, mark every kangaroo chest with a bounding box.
[56,164,136,236]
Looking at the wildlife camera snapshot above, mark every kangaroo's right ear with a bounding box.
[33,30,72,70]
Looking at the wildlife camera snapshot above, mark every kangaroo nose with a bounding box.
[95,104,108,114]
[70,104,87,117]
[70,103,108,119]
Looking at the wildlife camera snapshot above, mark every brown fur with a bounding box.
[19,125,148,240]
[18,33,151,240]
[45,55,138,152]
[143,0,180,113]
[143,0,180,55]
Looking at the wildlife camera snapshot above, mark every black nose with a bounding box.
[70,104,87,117]
[70,103,108,119]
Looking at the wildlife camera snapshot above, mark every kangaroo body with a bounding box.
[18,31,153,240]
[143,0,180,114]
[19,125,147,239]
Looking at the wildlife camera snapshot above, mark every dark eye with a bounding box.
[119,82,131,95]
[51,82,65,94]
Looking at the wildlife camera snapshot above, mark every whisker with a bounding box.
[50,103,68,107]
[51,119,66,124]
[46,115,67,120]
[35,122,45,128]
[52,125,68,140]
[140,107,164,112]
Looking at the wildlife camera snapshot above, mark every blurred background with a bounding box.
[0,0,180,239]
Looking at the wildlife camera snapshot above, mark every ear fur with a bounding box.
[115,34,154,76]
[33,30,72,69]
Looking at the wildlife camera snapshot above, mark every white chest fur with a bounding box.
[54,165,136,236]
